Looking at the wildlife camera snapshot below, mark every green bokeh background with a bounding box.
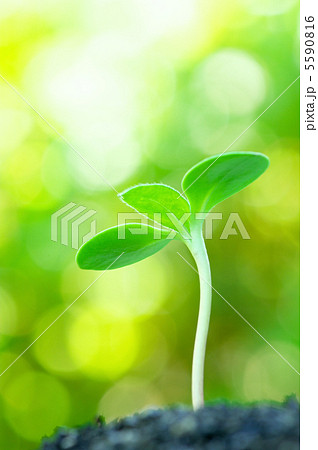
[0,0,299,448]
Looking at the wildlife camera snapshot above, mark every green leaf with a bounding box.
[182,152,269,214]
[76,223,172,270]
[119,184,191,234]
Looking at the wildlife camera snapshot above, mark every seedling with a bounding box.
[76,151,269,410]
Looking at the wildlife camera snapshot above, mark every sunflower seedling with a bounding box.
[76,151,269,410]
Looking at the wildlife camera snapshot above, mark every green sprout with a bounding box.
[76,151,269,410]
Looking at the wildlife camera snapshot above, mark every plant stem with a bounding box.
[187,223,212,410]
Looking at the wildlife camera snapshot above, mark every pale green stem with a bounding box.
[186,223,212,410]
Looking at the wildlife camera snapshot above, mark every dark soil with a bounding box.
[40,397,299,450]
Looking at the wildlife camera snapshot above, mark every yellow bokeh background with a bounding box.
[0,0,299,448]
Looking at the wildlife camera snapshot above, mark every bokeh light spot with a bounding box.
[243,342,299,401]
[240,0,298,16]
[243,143,299,223]
[0,108,32,156]
[2,144,44,205]
[33,309,82,375]
[192,49,267,117]
[68,308,139,380]
[0,288,17,342]
[91,257,170,320]
[3,371,69,442]
[98,377,163,420]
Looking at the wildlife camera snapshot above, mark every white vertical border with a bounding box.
[300,0,318,448]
